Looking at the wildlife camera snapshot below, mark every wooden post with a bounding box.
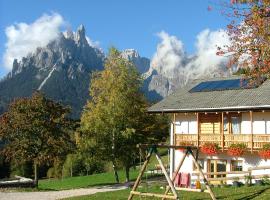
[189,151,216,200]
[156,151,179,199]
[162,150,188,200]
[128,150,153,200]
[197,113,200,148]
[221,112,224,152]
[250,111,253,153]
[173,113,176,145]
[172,113,176,178]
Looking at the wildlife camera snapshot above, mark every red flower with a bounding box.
[200,143,219,155]
[258,150,270,159]
[227,143,246,157]
[258,144,270,159]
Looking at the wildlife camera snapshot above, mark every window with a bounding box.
[193,159,204,171]
[231,160,243,171]
[208,160,227,179]
[223,116,228,132]
[231,116,241,134]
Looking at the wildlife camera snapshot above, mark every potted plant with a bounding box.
[258,144,270,160]
[227,143,247,157]
[200,143,219,155]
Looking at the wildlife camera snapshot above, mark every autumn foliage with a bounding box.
[218,0,270,81]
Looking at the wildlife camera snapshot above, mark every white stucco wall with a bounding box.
[253,112,270,134]
[175,113,197,134]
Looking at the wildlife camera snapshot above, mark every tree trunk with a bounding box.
[125,166,130,183]
[70,161,73,177]
[112,161,119,183]
[34,162,38,187]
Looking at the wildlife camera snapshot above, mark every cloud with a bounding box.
[150,31,185,77]
[3,13,65,70]
[148,29,231,82]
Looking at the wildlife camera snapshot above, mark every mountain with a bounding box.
[121,49,150,74]
[0,25,104,118]
[0,25,229,118]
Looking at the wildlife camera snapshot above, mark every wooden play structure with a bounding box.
[128,144,216,200]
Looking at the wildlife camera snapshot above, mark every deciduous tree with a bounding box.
[218,0,270,82]
[79,48,168,182]
[0,92,74,186]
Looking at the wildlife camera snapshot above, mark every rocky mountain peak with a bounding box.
[75,24,87,46]
[121,49,139,60]
[121,49,150,74]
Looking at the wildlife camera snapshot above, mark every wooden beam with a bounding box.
[162,150,188,200]
[189,151,216,200]
[128,150,153,200]
[221,112,224,151]
[130,191,177,199]
[192,170,248,176]
[197,113,200,148]
[155,151,179,199]
[250,111,253,153]
[173,113,176,145]
[137,144,198,150]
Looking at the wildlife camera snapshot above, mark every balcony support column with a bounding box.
[221,112,224,152]
[250,111,253,153]
[197,112,200,148]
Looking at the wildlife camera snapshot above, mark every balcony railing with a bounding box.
[175,134,270,150]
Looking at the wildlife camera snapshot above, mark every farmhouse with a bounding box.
[148,76,270,186]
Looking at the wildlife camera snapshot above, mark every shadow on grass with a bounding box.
[215,186,270,200]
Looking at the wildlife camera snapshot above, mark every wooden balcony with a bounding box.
[175,134,270,150]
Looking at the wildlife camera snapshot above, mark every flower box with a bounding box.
[227,143,246,157]
[200,143,219,155]
[258,144,270,159]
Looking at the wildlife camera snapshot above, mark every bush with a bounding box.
[10,161,33,178]
[62,154,104,178]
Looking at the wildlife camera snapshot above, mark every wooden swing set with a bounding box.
[128,144,216,200]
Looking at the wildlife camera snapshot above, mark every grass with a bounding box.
[64,185,270,200]
[38,169,140,191]
[39,148,168,191]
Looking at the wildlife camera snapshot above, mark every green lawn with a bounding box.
[64,185,270,200]
[39,149,168,191]
[38,169,140,190]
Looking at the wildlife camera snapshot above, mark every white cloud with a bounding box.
[3,13,65,70]
[148,29,231,82]
[150,31,185,77]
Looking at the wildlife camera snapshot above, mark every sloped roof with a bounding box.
[148,76,270,113]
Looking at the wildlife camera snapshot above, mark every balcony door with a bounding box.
[223,113,241,134]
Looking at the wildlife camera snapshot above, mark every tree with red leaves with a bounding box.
[218,0,270,82]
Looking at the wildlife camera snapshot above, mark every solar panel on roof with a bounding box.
[189,79,258,93]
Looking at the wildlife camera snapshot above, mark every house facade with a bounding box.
[148,77,270,185]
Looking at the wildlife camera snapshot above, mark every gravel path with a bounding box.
[0,185,127,200]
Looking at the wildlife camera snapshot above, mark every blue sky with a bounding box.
[0,0,229,78]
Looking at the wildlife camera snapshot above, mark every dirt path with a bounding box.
[0,185,127,200]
